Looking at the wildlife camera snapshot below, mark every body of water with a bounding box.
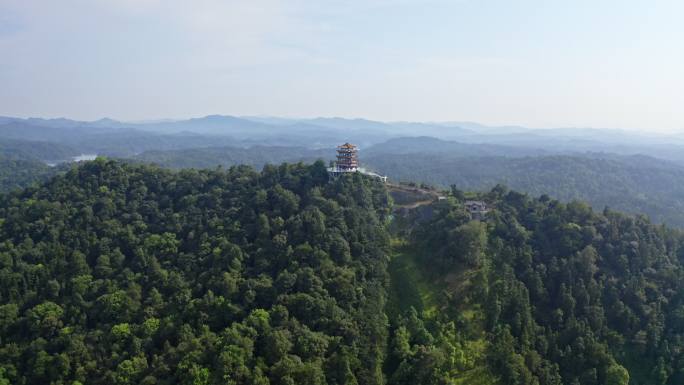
[46,154,98,167]
[73,154,98,161]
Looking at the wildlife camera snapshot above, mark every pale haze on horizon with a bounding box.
[1,0,683,132]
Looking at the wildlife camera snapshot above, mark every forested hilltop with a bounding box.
[125,138,684,228]
[0,160,683,384]
[0,159,392,385]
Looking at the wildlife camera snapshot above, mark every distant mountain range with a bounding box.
[5,114,684,226]
[2,114,683,155]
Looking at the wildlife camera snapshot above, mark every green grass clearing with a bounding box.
[386,238,499,385]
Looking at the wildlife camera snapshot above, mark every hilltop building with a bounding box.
[465,200,489,220]
[328,142,387,182]
[335,143,359,172]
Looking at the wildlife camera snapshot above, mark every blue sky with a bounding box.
[1,0,683,131]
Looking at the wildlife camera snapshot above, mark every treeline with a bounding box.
[0,159,391,384]
[2,159,684,384]
[414,185,684,385]
[127,141,684,228]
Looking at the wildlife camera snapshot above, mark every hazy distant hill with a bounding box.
[0,121,122,142]
[132,145,332,169]
[130,136,544,171]
[363,147,684,226]
[5,114,684,163]
[0,116,392,154]
[0,155,65,192]
[0,138,78,162]
[0,121,241,157]
[363,136,547,157]
[142,115,392,147]
[140,114,275,135]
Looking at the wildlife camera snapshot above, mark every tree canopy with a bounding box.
[1,159,684,384]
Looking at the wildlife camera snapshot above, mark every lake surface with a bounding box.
[73,154,98,161]
[46,154,99,167]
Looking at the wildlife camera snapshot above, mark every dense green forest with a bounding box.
[410,186,684,385]
[1,160,684,384]
[0,156,64,193]
[0,159,392,385]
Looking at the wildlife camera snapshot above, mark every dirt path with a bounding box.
[394,199,435,209]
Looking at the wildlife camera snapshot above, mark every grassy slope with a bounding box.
[386,239,441,320]
[386,238,499,385]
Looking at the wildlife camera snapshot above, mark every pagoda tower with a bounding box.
[336,143,358,172]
